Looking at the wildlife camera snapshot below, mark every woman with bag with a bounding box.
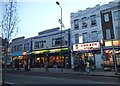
[85,61,90,73]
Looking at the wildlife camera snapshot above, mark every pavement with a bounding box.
[8,67,120,77]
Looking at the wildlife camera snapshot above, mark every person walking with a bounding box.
[80,60,85,72]
[85,61,90,73]
[66,61,69,69]
[53,60,57,69]
[44,61,49,72]
[10,62,14,70]
[89,58,95,71]
[28,60,31,71]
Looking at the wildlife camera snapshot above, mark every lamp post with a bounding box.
[56,1,63,72]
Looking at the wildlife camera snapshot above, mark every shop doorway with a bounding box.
[95,54,102,69]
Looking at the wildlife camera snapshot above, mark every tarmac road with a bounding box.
[4,70,120,85]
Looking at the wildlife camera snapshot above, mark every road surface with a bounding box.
[4,70,119,85]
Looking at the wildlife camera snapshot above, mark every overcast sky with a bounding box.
[0,0,115,39]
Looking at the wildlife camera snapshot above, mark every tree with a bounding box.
[1,0,19,84]
[1,0,19,42]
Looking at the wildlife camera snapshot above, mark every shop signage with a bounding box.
[113,40,120,46]
[73,42,100,51]
[50,49,56,53]
[50,49,61,53]
[105,41,112,46]
[39,50,44,54]
[105,40,120,47]
[30,48,68,54]
[55,49,61,52]
[22,51,26,56]
[35,51,40,54]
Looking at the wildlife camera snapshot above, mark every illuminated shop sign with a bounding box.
[113,40,120,46]
[50,49,61,53]
[105,41,112,46]
[50,49,56,53]
[30,48,68,54]
[105,40,120,47]
[22,51,26,56]
[73,42,100,51]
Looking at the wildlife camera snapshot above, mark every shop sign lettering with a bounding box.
[73,42,100,51]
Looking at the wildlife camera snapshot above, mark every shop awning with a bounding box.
[103,46,120,50]
[30,48,69,55]
[12,51,30,56]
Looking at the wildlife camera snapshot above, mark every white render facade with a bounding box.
[71,1,120,44]
[70,1,120,69]
[11,27,70,54]
[111,2,120,39]
[31,27,70,50]
[10,27,71,68]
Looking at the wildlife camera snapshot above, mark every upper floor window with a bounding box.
[113,10,120,20]
[34,41,45,49]
[74,19,79,30]
[52,37,64,47]
[82,32,88,43]
[106,28,111,40]
[12,46,16,52]
[115,27,120,39]
[82,17,87,28]
[16,45,22,51]
[24,43,29,51]
[104,13,109,22]
[34,42,39,49]
[75,34,79,44]
[91,31,98,41]
[90,15,97,26]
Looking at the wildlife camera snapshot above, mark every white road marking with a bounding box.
[0,81,15,84]
[5,81,15,84]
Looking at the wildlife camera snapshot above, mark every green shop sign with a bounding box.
[30,48,68,55]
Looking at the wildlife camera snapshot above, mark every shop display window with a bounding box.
[49,56,64,66]
[116,54,120,65]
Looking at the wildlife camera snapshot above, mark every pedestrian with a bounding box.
[53,60,57,69]
[16,59,20,70]
[89,58,95,71]
[10,62,14,70]
[66,62,69,69]
[80,60,85,72]
[44,61,49,71]
[24,60,27,71]
[85,61,90,73]
[28,60,31,71]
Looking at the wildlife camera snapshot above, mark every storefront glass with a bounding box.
[116,53,120,65]
[102,50,120,69]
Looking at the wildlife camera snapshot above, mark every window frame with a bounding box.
[90,15,97,26]
[106,28,111,40]
[104,13,109,22]
[82,17,88,28]
[113,10,120,20]
[75,34,79,44]
[82,32,88,43]
[74,19,79,30]
[91,31,98,41]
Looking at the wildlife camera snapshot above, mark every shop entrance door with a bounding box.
[95,54,102,69]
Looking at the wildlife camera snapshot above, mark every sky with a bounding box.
[0,0,116,39]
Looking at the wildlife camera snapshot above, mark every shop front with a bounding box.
[73,42,101,69]
[101,40,120,71]
[12,51,30,69]
[30,47,71,68]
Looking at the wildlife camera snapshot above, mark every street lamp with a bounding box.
[56,1,63,72]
